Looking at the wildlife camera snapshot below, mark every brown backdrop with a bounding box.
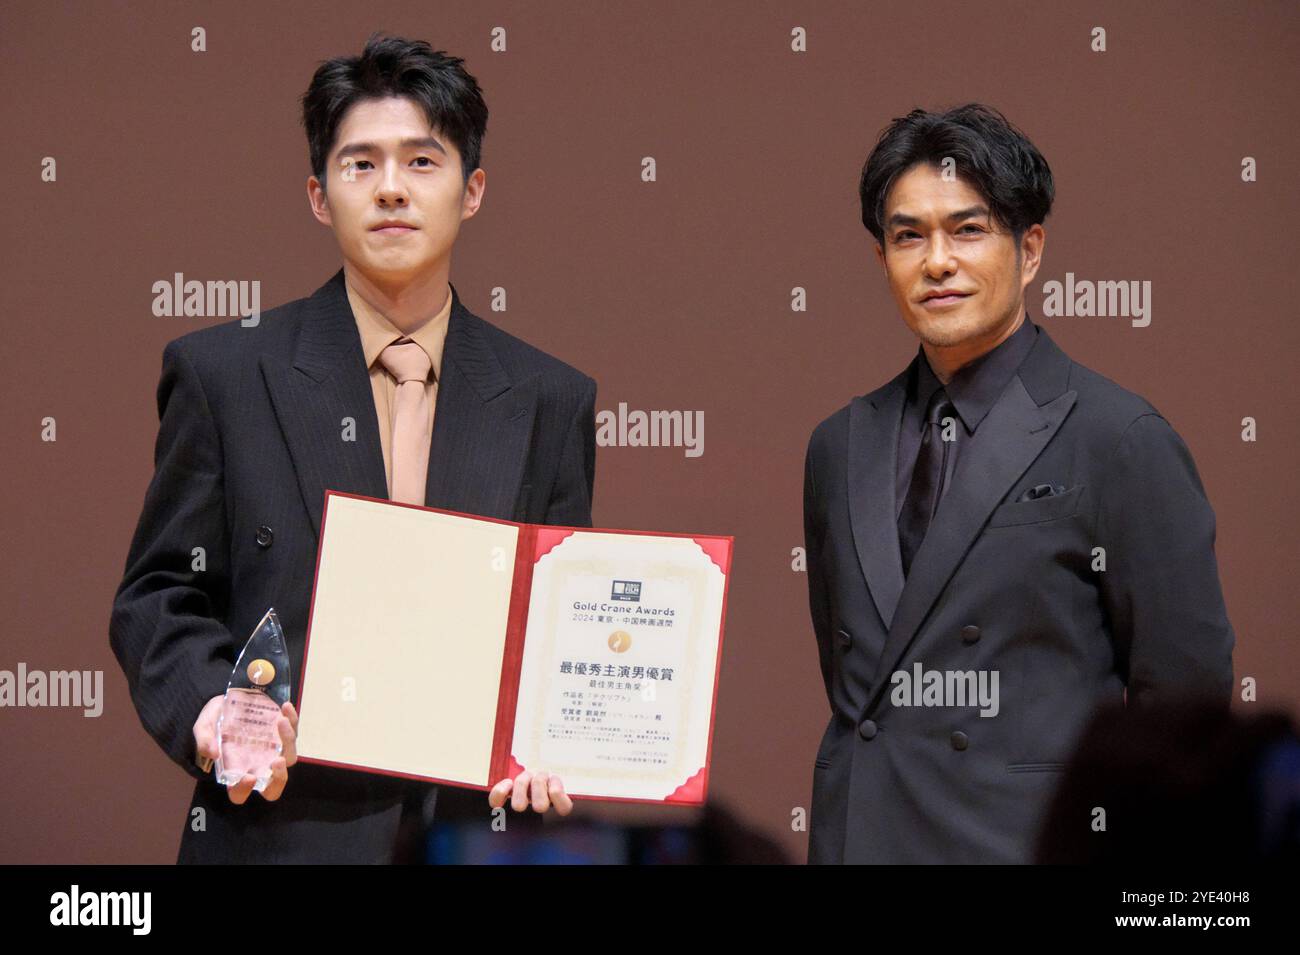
[1,0,1297,863]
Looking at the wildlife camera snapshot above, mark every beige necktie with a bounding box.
[378,339,433,505]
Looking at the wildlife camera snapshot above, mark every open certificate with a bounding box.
[294,490,733,804]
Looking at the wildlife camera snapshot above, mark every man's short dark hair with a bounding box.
[301,33,488,190]
[859,103,1054,247]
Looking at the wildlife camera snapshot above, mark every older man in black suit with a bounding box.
[802,104,1234,864]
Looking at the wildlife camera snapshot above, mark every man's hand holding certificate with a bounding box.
[488,771,574,815]
[293,491,733,807]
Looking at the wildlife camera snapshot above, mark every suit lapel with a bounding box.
[261,271,536,538]
[424,287,538,519]
[847,367,910,632]
[861,328,1078,699]
[261,270,388,538]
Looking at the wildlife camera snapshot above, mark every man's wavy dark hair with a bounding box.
[301,33,488,191]
[859,103,1054,247]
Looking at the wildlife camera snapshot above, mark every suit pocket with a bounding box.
[986,484,1084,528]
[1006,761,1067,773]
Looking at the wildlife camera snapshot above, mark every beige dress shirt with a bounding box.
[346,279,453,497]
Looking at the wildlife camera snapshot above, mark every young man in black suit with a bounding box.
[802,104,1234,863]
[110,35,596,862]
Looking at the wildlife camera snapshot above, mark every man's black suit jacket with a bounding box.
[110,269,597,863]
[802,323,1234,864]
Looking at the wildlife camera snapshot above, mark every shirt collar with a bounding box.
[912,314,1038,434]
[347,279,453,382]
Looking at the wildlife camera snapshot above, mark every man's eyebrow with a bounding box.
[886,205,991,230]
[335,137,448,160]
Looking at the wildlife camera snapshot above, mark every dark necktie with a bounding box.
[898,388,956,577]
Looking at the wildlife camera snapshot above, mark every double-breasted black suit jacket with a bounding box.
[110,269,596,863]
[802,322,1234,864]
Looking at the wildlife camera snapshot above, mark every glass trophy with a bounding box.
[215,608,292,791]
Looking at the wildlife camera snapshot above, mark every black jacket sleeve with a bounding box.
[803,434,835,708]
[1095,412,1235,707]
[109,338,238,781]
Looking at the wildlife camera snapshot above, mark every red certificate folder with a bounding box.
[294,490,733,805]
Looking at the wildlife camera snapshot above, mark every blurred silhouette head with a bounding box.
[1036,701,1300,863]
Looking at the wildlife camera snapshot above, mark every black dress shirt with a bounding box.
[895,314,1040,523]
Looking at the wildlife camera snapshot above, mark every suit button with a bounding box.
[960,625,981,644]
[859,719,878,741]
[837,628,853,650]
[255,525,274,548]
[951,731,969,751]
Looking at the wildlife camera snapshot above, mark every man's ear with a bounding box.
[460,167,486,222]
[307,176,331,227]
[1019,224,1046,290]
